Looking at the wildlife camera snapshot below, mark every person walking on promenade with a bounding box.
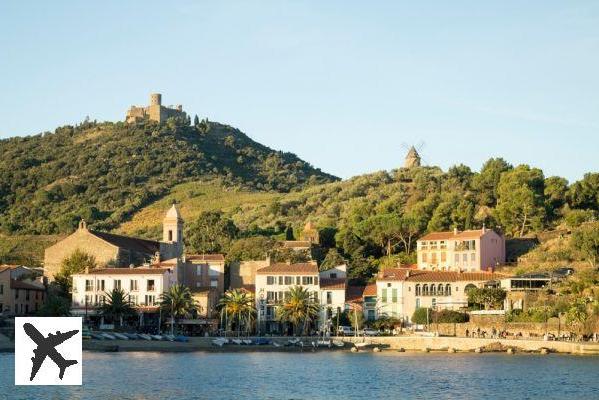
[465,329,469,338]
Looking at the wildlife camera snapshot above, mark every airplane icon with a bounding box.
[23,322,79,381]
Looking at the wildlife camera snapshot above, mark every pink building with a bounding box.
[416,228,505,272]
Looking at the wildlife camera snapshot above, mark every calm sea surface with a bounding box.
[1,351,599,399]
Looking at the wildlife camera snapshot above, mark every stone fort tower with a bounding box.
[404,146,421,168]
[126,93,186,124]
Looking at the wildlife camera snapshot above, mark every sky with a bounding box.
[1,1,598,182]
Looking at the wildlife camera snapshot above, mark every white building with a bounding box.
[375,268,502,323]
[254,263,348,334]
[71,267,176,325]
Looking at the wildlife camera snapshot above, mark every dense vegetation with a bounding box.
[0,117,336,235]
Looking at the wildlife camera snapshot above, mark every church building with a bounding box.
[43,205,184,281]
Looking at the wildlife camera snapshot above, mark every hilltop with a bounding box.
[0,118,337,235]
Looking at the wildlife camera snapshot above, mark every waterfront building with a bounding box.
[44,204,184,281]
[416,227,505,272]
[178,254,226,318]
[71,266,176,327]
[254,262,348,334]
[229,259,270,292]
[375,268,502,323]
[0,265,46,316]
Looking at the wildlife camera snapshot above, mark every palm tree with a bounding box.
[159,284,198,336]
[217,289,256,336]
[99,289,136,329]
[276,286,320,336]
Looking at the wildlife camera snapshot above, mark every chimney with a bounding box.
[453,227,458,235]
[482,223,486,234]
[406,270,411,278]
[85,266,89,274]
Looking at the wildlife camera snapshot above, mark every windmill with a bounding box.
[400,141,427,168]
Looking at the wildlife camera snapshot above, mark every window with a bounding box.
[327,291,333,305]
[196,265,203,276]
[145,295,155,306]
[210,278,218,287]
[437,284,444,296]
[296,276,301,285]
[314,277,319,285]
[441,252,446,262]
[462,254,468,263]
[147,280,155,292]
[420,241,428,250]
[15,289,19,299]
[423,284,429,296]
[432,298,437,308]
[130,280,138,291]
[431,253,437,263]
[391,288,398,303]
[455,254,460,263]
[267,276,275,285]
[381,288,388,303]
[129,295,138,305]
[267,291,276,302]
[440,241,447,249]
[25,290,30,301]
[330,273,337,279]
[422,253,428,262]
[168,230,173,241]
[284,276,293,285]
[302,276,313,285]
[446,284,451,296]
[278,276,283,285]
[85,295,93,305]
[430,285,436,295]
[99,280,105,291]
[387,282,392,288]
[415,284,421,296]
[416,298,420,308]
[0,284,3,294]
[114,280,122,290]
[430,241,438,250]
[471,253,476,262]
[85,280,93,292]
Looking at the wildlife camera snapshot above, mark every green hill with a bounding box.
[0,118,337,235]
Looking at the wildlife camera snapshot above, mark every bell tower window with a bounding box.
[168,230,173,242]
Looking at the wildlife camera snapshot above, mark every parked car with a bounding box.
[361,328,379,337]
[337,326,355,336]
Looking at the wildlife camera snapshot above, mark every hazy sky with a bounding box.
[1,1,597,182]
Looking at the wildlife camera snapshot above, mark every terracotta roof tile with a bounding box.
[186,254,225,262]
[363,282,377,296]
[256,263,318,275]
[320,278,346,290]
[0,264,20,273]
[418,229,496,241]
[377,268,504,282]
[81,268,170,276]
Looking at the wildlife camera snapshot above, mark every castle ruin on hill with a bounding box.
[126,93,187,124]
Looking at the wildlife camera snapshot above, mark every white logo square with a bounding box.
[14,317,82,385]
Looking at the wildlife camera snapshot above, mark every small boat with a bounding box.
[151,335,163,341]
[317,339,331,347]
[253,338,270,345]
[138,334,153,341]
[112,333,129,340]
[272,342,281,347]
[123,333,139,340]
[287,338,300,345]
[101,333,116,340]
[354,342,372,349]
[332,340,345,348]
[90,333,105,340]
[232,339,243,345]
[212,338,228,347]
[242,339,253,345]
[174,335,189,343]
[163,334,176,342]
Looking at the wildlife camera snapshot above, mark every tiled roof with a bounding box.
[363,282,377,296]
[82,268,169,276]
[10,279,45,291]
[0,264,21,273]
[418,229,493,241]
[90,230,160,255]
[239,284,256,293]
[186,254,225,262]
[377,268,503,282]
[283,241,312,249]
[345,285,365,302]
[256,263,318,275]
[320,278,346,290]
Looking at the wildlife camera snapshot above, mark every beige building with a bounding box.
[0,265,46,316]
[44,205,184,281]
[126,93,187,124]
[375,268,502,323]
[404,146,421,168]
[178,254,226,318]
[417,227,505,272]
[229,259,270,292]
